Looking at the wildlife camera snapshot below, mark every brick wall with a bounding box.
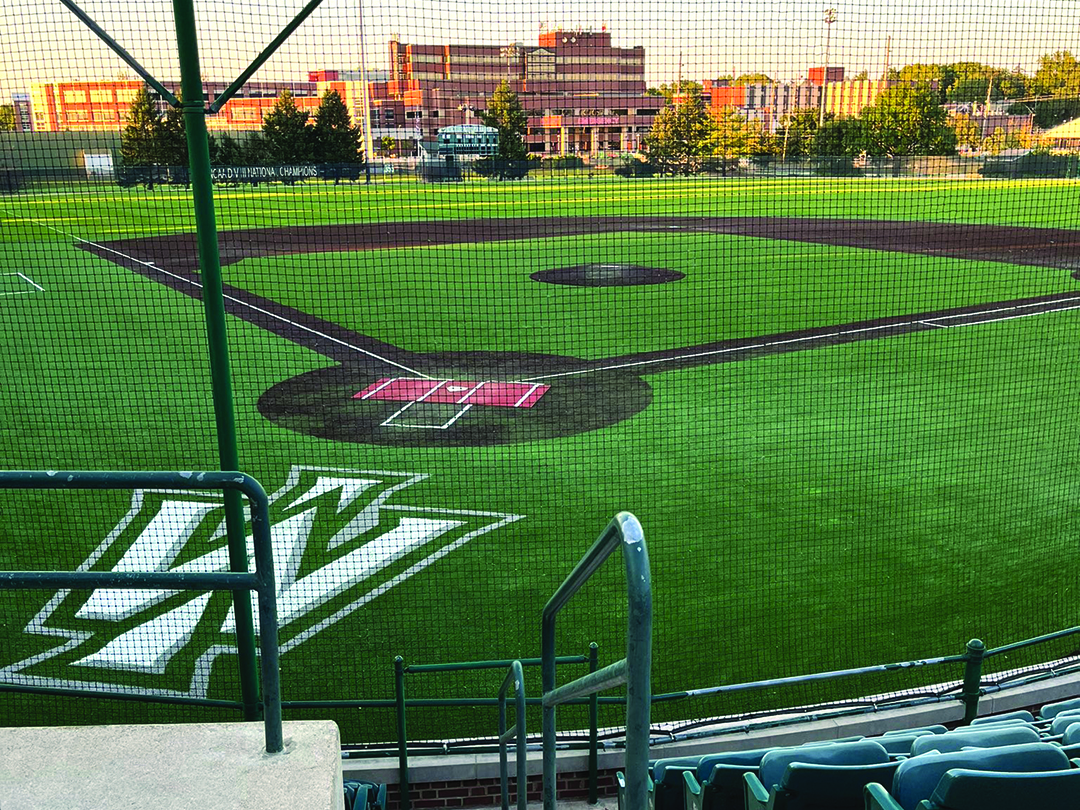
[382,768,619,810]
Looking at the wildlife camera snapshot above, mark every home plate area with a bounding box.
[355,378,551,429]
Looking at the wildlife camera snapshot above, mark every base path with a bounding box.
[78,216,1080,446]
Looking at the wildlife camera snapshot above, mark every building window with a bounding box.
[63,90,87,104]
[65,110,90,122]
[636,109,657,116]
[613,109,628,115]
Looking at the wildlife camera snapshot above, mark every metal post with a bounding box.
[170,0,260,723]
[819,8,837,128]
[588,642,599,805]
[961,638,985,724]
[395,656,411,810]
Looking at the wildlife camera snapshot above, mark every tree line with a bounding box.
[120,86,364,169]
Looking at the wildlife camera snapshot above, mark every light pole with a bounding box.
[500,44,521,88]
[819,7,837,127]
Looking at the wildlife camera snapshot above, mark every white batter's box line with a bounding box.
[0,272,45,297]
[380,401,475,430]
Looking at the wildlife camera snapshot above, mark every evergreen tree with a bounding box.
[642,94,717,174]
[312,89,362,164]
[120,86,162,166]
[210,133,247,166]
[478,81,528,162]
[262,90,313,164]
[158,99,188,167]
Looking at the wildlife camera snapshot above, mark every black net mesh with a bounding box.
[1,0,1079,746]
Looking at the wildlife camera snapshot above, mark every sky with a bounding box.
[1,0,1077,99]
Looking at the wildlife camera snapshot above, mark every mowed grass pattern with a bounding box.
[0,175,1078,742]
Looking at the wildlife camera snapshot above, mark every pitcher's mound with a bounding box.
[531,264,685,287]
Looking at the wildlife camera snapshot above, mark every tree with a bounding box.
[0,105,15,132]
[1033,51,1080,98]
[776,108,821,158]
[646,80,704,99]
[312,89,362,164]
[642,94,717,174]
[890,64,956,101]
[262,90,313,164]
[378,136,395,157]
[981,127,1020,155]
[812,116,866,156]
[859,84,957,156]
[708,107,765,171]
[950,114,981,152]
[120,86,162,166]
[157,99,188,166]
[478,80,528,162]
[735,73,772,85]
[209,133,247,166]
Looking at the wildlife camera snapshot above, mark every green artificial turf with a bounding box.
[1,175,1079,743]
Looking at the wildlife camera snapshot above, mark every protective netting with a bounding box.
[1,0,1080,746]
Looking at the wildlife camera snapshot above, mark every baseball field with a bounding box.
[1,174,1079,743]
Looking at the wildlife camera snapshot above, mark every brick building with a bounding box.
[379,29,662,155]
[23,29,661,155]
[27,79,320,133]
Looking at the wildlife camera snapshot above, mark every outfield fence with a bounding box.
[0,0,1079,747]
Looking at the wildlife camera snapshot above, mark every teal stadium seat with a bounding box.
[745,761,900,810]
[1049,711,1080,736]
[917,767,1080,809]
[869,732,936,756]
[882,726,947,736]
[652,757,706,810]
[1040,698,1080,720]
[862,741,1070,810]
[681,748,776,810]
[744,740,891,810]
[908,725,1039,756]
[969,710,1034,726]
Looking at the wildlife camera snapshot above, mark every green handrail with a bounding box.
[542,512,651,810]
[392,652,595,810]
[0,470,283,754]
[498,661,528,810]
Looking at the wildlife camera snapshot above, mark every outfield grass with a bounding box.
[1,175,1079,743]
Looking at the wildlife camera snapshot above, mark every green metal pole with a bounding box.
[961,638,985,724]
[395,656,411,810]
[588,642,599,805]
[170,0,260,722]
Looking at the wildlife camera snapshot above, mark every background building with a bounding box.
[703,79,822,133]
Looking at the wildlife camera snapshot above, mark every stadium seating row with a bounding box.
[615,699,1080,810]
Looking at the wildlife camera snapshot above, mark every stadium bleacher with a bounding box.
[611,701,1080,810]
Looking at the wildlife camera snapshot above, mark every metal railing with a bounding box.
[0,470,283,754]
[386,653,594,810]
[542,512,651,810]
[498,660,528,810]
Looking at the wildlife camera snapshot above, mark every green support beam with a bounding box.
[169,0,260,723]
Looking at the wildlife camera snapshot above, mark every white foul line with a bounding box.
[522,294,1080,382]
[15,272,45,292]
[9,214,434,379]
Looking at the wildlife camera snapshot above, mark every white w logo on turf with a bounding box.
[0,465,521,699]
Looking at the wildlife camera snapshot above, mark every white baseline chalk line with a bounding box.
[522,294,1080,382]
[8,213,433,379]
